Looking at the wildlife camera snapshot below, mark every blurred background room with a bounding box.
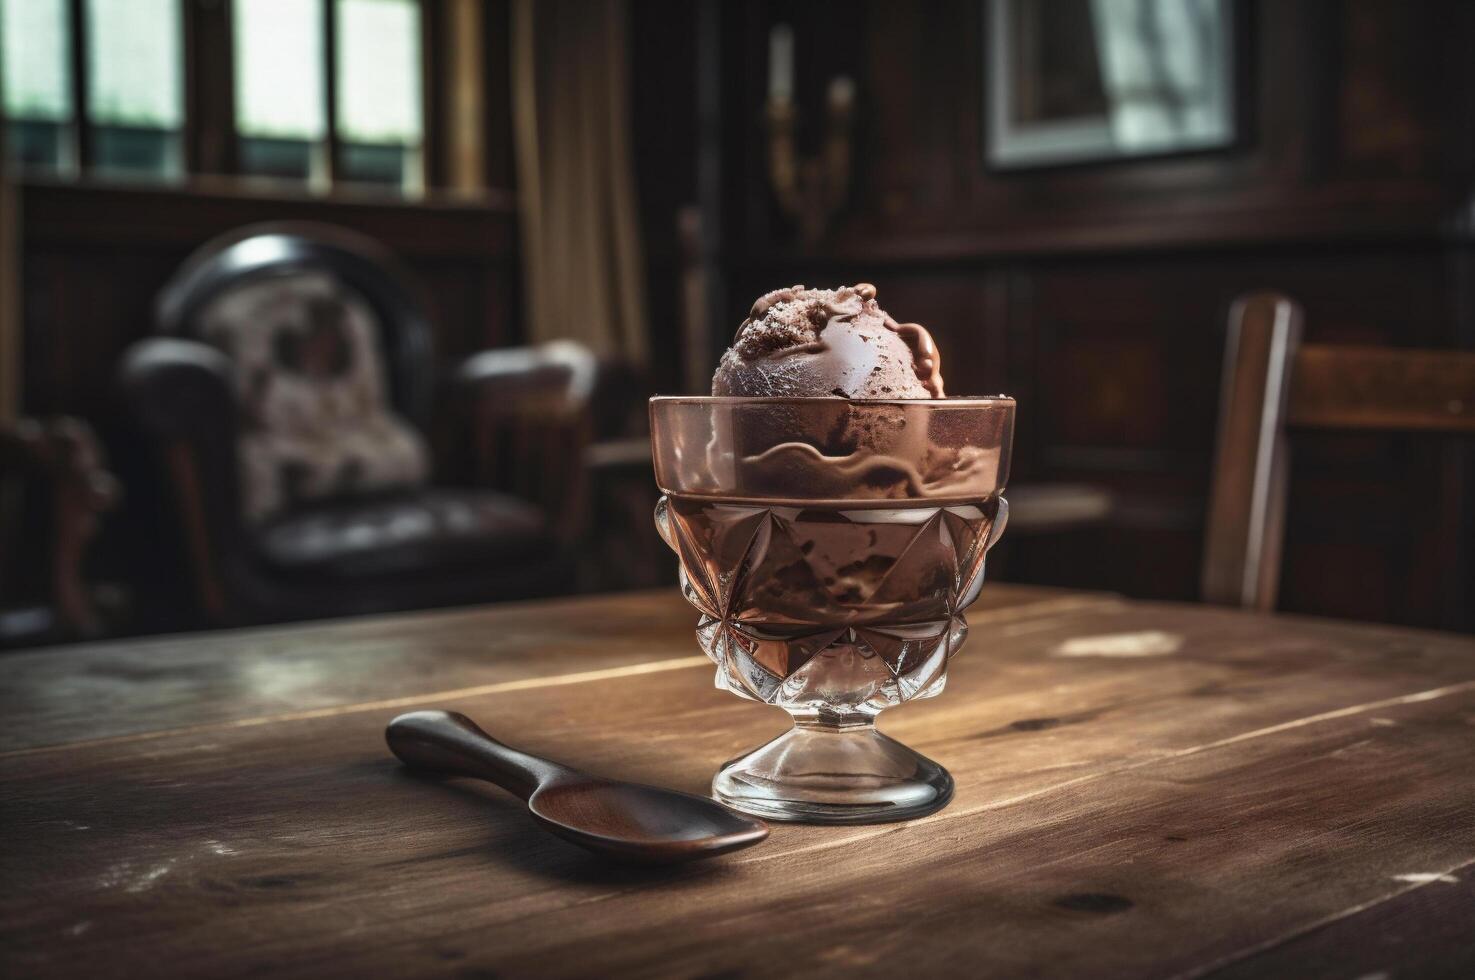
[0,0,1471,648]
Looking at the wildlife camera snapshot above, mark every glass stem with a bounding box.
[792,709,878,734]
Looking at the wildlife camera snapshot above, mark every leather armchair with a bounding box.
[119,222,594,626]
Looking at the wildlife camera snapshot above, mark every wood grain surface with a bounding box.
[3,586,1474,979]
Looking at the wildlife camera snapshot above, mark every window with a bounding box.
[2,0,74,172]
[233,0,328,182]
[336,0,423,189]
[231,0,424,191]
[2,0,433,193]
[85,0,184,176]
[984,0,1235,169]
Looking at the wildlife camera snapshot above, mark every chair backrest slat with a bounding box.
[1202,292,1303,611]
[1288,346,1475,433]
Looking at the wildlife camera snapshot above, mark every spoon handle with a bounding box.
[386,710,574,801]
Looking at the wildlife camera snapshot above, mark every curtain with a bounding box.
[511,0,649,365]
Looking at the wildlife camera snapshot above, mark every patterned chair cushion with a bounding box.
[198,272,429,523]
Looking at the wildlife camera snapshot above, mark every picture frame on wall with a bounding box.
[985,0,1237,170]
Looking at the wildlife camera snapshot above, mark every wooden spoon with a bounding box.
[386,710,769,864]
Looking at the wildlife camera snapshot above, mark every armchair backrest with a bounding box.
[157,222,434,430]
[152,223,435,524]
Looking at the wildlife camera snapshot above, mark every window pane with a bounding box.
[336,0,422,144]
[336,0,422,188]
[85,0,184,176]
[233,0,326,180]
[85,0,182,126]
[2,0,74,171]
[3,0,72,121]
[233,0,326,140]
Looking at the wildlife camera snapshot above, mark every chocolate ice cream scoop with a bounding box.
[711,284,944,399]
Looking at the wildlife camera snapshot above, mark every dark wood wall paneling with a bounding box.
[697,0,1474,629]
[630,1,698,396]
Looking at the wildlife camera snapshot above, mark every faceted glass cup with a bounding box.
[650,396,1014,823]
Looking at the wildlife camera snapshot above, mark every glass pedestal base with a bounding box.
[712,721,953,824]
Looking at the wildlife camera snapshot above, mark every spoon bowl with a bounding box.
[387,710,769,864]
[529,779,769,863]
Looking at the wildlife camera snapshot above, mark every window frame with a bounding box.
[6,0,442,191]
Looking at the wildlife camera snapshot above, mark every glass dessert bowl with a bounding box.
[651,396,1014,823]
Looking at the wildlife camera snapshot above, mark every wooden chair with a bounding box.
[0,417,121,645]
[1202,291,1475,611]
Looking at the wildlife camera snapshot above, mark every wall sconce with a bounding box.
[765,24,855,245]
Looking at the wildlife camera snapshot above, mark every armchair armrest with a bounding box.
[119,337,238,443]
[452,341,598,546]
[118,337,243,619]
[455,340,598,413]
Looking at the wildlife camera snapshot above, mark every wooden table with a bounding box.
[4,586,1475,978]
